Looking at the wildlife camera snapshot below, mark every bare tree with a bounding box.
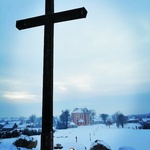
[113,112,127,128]
[89,109,96,124]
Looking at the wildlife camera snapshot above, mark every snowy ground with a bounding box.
[0,124,150,150]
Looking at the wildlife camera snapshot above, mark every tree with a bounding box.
[36,117,42,128]
[118,113,127,128]
[100,114,109,124]
[29,114,37,126]
[89,109,96,124]
[89,109,96,118]
[106,118,112,128]
[19,117,25,125]
[113,112,127,128]
[57,110,70,129]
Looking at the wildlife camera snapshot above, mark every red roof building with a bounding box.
[71,108,90,126]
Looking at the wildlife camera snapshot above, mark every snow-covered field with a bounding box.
[0,124,150,150]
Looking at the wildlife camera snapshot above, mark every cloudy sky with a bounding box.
[0,0,150,118]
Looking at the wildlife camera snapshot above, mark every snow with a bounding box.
[72,108,89,113]
[0,124,150,150]
[2,123,16,129]
[118,147,135,150]
[142,118,150,123]
[90,140,111,149]
[18,135,36,142]
[69,122,76,126]
[78,119,84,123]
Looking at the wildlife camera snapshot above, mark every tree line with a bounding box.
[100,111,128,128]
[55,110,128,129]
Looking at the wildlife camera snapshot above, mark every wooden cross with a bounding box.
[16,0,87,150]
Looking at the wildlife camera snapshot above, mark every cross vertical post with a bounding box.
[41,0,54,149]
[16,0,87,149]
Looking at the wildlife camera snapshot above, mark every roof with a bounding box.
[0,122,5,126]
[142,118,150,122]
[3,123,17,129]
[17,123,27,129]
[68,122,78,128]
[69,122,76,126]
[72,108,89,114]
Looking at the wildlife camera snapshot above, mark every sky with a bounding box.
[0,0,150,118]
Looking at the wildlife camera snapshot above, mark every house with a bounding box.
[71,108,90,126]
[2,123,18,131]
[127,118,140,123]
[17,123,27,131]
[0,121,6,130]
[68,122,78,128]
[142,118,150,124]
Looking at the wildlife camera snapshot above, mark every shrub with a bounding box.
[13,135,37,149]
[90,140,111,150]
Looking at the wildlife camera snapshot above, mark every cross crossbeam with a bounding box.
[16,7,87,30]
[16,1,87,150]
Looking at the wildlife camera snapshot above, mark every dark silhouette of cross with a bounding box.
[16,0,87,149]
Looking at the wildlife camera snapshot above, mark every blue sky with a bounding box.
[0,0,150,117]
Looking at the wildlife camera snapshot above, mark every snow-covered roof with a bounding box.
[3,123,17,129]
[0,122,5,126]
[17,123,27,129]
[142,118,150,122]
[72,108,89,114]
[69,122,76,126]
[128,118,139,121]
[68,122,78,128]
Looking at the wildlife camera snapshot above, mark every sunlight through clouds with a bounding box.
[3,91,39,103]
[54,75,92,96]
[54,82,68,94]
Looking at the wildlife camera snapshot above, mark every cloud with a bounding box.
[0,79,41,103]
[2,91,40,103]
[54,75,92,101]
[1,0,150,117]
[54,58,150,100]
[54,1,150,99]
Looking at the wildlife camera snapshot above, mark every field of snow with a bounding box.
[0,124,150,150]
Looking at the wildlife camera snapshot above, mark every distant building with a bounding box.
[68,122,78,128]
[2,123,18,131]
[71,108,90,126]
[0,122,5,130]
[127,118,140,123]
